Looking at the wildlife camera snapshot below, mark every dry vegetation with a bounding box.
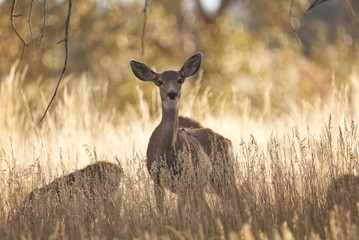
[1,60,359,239]
[1,1,359,239]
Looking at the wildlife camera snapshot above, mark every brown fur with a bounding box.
[178,116,203,128]
[16,161,124,234]
[130,53,239,220]
[8,161,123,238]
[23,161,123,206]
[326,174,359,221]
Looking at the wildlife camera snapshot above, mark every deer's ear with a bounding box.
[179,52,202,78]
[130,60,158,82]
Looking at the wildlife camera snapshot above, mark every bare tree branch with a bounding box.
[10,0,28,59]
[28,0,34,49]
[343,0,358,23]
[40,0,72,123]
[38,0,47,47]
[141,0,150,56]
[306,0,358,23]
[306,0,329,12]
[290,0,303,47]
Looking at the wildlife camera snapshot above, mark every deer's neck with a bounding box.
[146,101,179,172]
[157,101,178,148]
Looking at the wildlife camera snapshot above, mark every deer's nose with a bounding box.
[167,92,178,100]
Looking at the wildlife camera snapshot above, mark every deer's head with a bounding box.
[130,52,202,105]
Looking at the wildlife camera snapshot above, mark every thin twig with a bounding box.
[38,0,47,47]
[10,0,28,59]
[306,0,358,23]
[306,0,328,12]
[141,0,150,56]
[28,0,34,49]
[40,0,72,123]
[10,0,26,45]
[289,0,302,47]
[344,0,358,23]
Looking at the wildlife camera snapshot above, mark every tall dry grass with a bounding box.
[1,61,359,239]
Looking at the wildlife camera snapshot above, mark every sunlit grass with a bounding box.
[1,62,359,239]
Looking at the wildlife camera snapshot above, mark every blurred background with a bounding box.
[1,2,359,238]
[0,0,358,118]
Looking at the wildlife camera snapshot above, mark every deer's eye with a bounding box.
[178,79,184,84]
[157,80,163,86]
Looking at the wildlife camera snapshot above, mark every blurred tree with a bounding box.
[0,0,358,117]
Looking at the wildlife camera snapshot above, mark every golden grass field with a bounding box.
[1,59,359,239]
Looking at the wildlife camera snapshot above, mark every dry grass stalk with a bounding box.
[1,62,359,239]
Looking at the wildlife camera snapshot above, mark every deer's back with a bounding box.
[326,174,359,217]
[178,116,203,129]
[23,161,123,206]
[185,128,233,163]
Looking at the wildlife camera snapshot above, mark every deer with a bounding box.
[178,116,203,129]
[22,161,124,206]
[326,174,359,221]
[13,161,124,237]
[130,52,240,223]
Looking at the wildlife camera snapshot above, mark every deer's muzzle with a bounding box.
[167,92,178,100]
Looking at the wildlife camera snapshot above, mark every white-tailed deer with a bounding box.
[130,52,239,221]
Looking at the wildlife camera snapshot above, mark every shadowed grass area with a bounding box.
[1,63,359,239]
